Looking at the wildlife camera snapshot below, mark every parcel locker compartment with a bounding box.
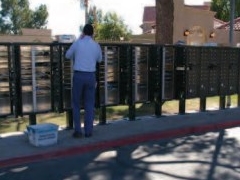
[136,64,148,84]
[0,48,8,58]
[21,64,31,70]
[0,96,11,115]
[35,61,49,67]
[101,46,120,105]
[105,82,119,105]
[63,88,71,109]
[107,65,119,82]
[0,73,9,82]
[136,73,148,83]
[0,54,11,115]
[219,48,239,95]
[106,51,119,82]
[22,91,51,113]
[99,86,105,105]
[134,46,149,102]
[36,66,51,79]
[137,63,148,72]
[0,81,9,87]
[36,94,51,111]
[22,85,32,92]
[62,57,72,110]
[22,92,34,112]
[135,83,148,102]
[21,84,51,112]
[34,56,50,62]
[20,45,52,114]
[0,62,8,69]
[0,46,12,116]
[35,71,50,80]
[162,47,175,100]
[200,48,220,96]
[36,84,51,95]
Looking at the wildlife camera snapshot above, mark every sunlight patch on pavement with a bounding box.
[10,166,28,173]
[0,132,24,138]
[131,145,152,159]
[94,150,117,161]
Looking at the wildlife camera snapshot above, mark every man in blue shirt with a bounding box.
[65,24,102,138]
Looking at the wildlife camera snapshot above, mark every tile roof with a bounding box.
[214,18,226,28]
[214,18,226,24]
[216,17,240,31]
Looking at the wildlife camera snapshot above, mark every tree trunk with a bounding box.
[155,0,174,44]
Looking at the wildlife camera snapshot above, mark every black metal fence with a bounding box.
[0,43,240,127]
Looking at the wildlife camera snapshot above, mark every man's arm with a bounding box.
[65,42,76,60]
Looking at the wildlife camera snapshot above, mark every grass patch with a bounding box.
[0,113,66,134]
[0,95,238,134]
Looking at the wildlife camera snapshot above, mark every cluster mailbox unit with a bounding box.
[1,43,240,125]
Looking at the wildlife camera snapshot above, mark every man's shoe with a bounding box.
[85,133,92,138]
[72,132,82,138]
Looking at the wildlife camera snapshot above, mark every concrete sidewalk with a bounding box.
[1,108,240,168]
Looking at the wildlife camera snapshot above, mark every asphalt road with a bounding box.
[1,127,240,180]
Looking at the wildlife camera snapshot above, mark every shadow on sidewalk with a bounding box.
[1,128,240,180]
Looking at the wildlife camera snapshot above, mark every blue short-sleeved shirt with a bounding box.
[65,36,102,72]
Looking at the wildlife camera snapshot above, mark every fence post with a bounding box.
[127,45,135,121]
[200,97,206,112]
[179,92,186,114]
[219,96,226,110]
[154,45,163,117]
[66,109,73,129]
[175,46,186,114]
[13,45,23,117]
[29,113,37,125]
[99,106,106,125]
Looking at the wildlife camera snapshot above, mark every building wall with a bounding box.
[0,29,52,43]
[173,0,240,46]
[130,34,155,44]
[213,29,240,46]
[174,0,216,44]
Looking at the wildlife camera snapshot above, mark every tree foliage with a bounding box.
[86,6,102,38]
[210,0,240,21]
[88,6,103,25]
[93,11,132,41]
[78,2,131,41]
[0,0,48,34]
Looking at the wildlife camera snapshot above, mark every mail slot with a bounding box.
[20,46,52,113]
[0,45,12,116]
[134,46,149,102]
[100,46,120,105]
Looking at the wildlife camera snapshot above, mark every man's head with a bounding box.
[83,24,93,36]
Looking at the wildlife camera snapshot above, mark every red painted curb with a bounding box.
[1,120,240,168]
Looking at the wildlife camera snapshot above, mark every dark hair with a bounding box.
[83,24,93,36]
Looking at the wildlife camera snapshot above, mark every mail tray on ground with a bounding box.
[27,123,59,147]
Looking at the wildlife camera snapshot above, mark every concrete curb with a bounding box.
[1,119,240,168]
